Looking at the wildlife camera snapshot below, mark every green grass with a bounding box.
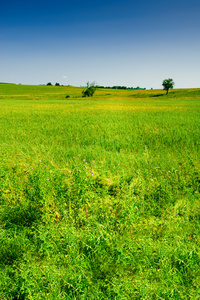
[0,84,200,299]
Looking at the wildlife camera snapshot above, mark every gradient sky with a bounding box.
[1,0,200,88]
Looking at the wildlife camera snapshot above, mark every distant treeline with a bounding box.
[96,85,146,90]
[0,82,15,84]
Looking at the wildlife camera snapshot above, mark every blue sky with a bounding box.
[1,0,200,88]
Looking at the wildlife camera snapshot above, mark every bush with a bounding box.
[82,82,96,97]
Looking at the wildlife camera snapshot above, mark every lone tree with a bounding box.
[162,78,175,94]
[82,82,96,97]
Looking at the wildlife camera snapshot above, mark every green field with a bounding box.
[0,84,200,299]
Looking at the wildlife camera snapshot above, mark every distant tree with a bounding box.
[55,82,60,86]
[46,82,52,86]
[82,82,96,97]
[162,78,174,94]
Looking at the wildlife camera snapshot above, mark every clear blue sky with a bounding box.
[1,0,200,88]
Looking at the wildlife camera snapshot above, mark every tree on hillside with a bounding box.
[82,82,96,97]
[46,82,52,86]
[55,82,60,86]
[162,78,175,94]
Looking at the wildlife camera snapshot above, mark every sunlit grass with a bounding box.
[0,84,200,299]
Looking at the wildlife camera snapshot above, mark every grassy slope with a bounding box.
[0,84,200,299]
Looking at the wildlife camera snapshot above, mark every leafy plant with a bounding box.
[82,82,96,97]
[162,78,175,94]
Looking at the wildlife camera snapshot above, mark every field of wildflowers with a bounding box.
[0,84,200,299]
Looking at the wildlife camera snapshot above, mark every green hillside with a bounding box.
[0,84,200,299]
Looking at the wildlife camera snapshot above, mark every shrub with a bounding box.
[82,82,96,97]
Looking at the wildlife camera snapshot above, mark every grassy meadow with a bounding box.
[0,84,200,299]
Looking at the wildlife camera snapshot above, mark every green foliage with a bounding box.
[82,81,96,97]
[55,82,60,86]
[46,82,52,86]
[0,85,200,299]
[162,78,175,94]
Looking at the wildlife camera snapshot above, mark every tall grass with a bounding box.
[0,84,200,299]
